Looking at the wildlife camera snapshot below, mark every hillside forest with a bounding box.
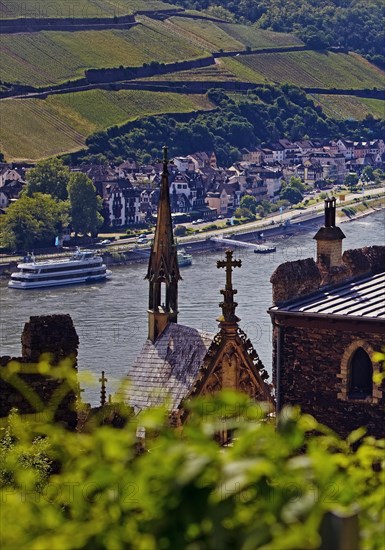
[73,85,385,167]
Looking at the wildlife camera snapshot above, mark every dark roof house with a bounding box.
[269,198,385,438]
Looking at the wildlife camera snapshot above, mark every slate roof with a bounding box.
[270,272,385,320]
[124,324,214,412]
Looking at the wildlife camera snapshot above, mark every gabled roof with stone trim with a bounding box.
[125,324,214,412]
[125,323,273,413]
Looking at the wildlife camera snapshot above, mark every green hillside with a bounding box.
[169,0,385,69]
[218,22,304,50]
[166,17,303,52]
[1,24,207,87]
[0,91,214,161]
[0,0,171,18]
[144,51,385,90]
[164,16,244,51]
[144,63,239,82]
[311,95,385,120]
[222,51,385,89]
[1,5,384,163]
[148,16,303,52]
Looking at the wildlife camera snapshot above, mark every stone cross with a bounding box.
[217,249,242,326]
[99,370,108,406]
[217,249,242,289]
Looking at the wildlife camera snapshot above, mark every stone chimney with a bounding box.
[313,197,346,268]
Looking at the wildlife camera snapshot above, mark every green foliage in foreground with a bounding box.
[1,388,384,550]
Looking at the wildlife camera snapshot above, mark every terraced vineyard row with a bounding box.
[0,99,90,161]
[311,95,385,120]
[219,58,270,85]
[165,17,244,52]
[0,25,207,87]
[0,0,170,18]
[217,23,304,50]
[230,51,385,89]
[144,62,239,82]
[0,90,214,160]
[162,17,304,54]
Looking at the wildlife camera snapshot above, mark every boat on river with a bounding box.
[8,249,111,289]
[254,245,276,254]
[177,249,193,267]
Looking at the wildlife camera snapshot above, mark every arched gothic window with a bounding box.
[348,347,373,399]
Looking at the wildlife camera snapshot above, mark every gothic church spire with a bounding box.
[146,146,181,342]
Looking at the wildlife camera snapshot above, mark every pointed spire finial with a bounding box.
[99,370,108,406]
[162,145,168,175]
[146,144,181,342]
[217,249,242,327]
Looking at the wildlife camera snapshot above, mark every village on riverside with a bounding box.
[1,138,384,248]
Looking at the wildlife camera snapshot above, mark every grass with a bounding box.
[0,0,171,19]
[229,51,385,89]
[0,25,207,87]
[0,90,214,161]
[311,95,385,120]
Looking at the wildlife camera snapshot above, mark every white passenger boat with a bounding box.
[8,249,111,289]
[177,249,193,267]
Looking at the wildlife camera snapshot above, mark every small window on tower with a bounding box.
[348,347,373,399]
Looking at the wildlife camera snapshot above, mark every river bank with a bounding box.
[104,202,384,266]
[0,199,383,275]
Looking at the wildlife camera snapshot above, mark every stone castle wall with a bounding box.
[271,245,385,305]
[272,323,385,438]
[0,314,79,429]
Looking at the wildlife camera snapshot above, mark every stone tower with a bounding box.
[313,197,346,268]
[146,146,181,343]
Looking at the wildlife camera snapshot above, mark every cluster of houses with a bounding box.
[0,165,27,210]
[1,138,384,227]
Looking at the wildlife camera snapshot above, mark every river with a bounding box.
[1,211,384,405]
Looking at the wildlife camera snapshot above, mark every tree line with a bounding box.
[0,159,103,251]
[165,0,385,68]
[71,84,385,167]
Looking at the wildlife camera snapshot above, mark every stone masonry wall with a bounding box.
[0,315,79,429]
[272,323,385,438]
[271,245,385,305]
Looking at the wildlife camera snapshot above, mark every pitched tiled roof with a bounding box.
[124,324,214,412]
